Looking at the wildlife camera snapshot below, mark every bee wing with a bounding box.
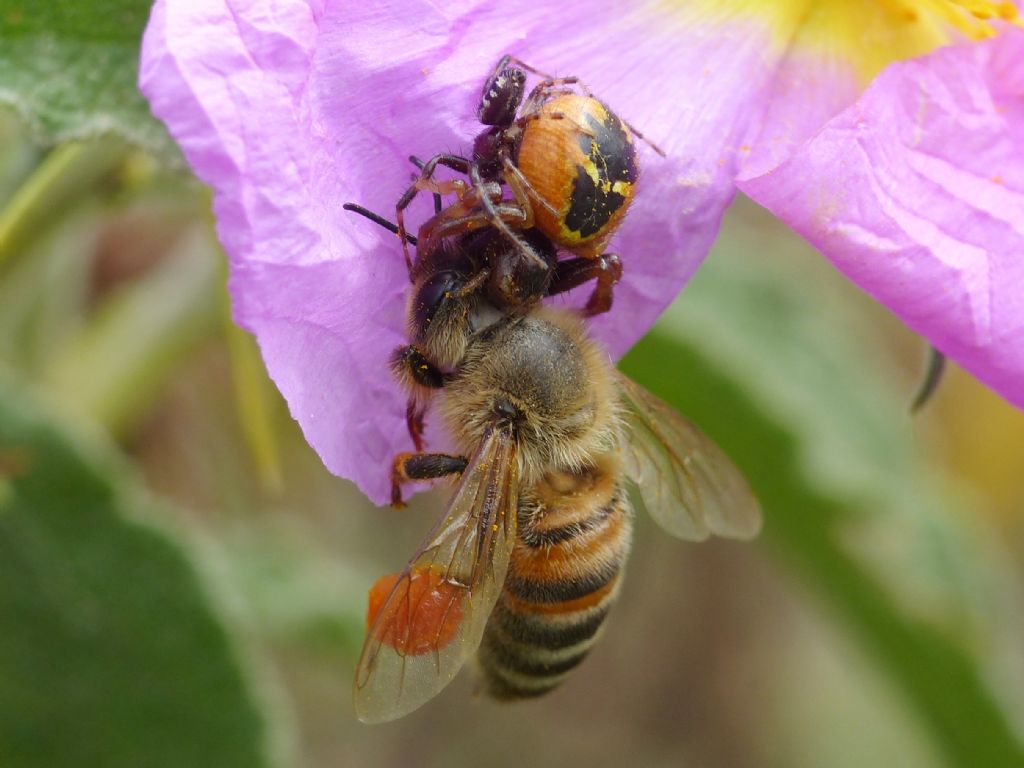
[615,371,761,542]
[354,428,519,723]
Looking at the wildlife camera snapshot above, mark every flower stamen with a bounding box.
[926,0,1024,37]
[876,0,1022,37]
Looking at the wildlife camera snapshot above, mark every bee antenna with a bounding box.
[342,203,417,246]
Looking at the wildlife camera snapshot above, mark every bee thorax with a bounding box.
[441,309,619,480]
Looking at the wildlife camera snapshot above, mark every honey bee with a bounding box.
[355,307,761,723]
[343,198,619,461]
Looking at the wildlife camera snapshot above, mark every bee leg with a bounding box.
[391,345,446,449]
[548,253,623,317]
[406,400,427,453]
[391,452,469,508]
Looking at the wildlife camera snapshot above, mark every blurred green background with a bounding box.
[1,3,1023,767]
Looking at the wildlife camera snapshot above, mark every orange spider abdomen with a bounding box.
[516,94,639,258]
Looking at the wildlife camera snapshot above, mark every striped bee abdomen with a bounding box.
[478,464,633,699]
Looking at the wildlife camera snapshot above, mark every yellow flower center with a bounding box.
[704,0,1023,83]
[900,0,1021,38]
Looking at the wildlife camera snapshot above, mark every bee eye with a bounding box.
[412,271,465,334]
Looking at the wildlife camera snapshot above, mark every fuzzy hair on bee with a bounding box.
[440,307,621,487]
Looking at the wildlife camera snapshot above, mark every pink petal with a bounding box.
[740,29,1024,409]
[737,47,860,180]
[140,0,823,503]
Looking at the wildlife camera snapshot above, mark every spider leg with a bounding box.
[548,253,623,317]
[396,152,472,269]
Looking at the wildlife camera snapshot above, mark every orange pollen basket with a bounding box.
[367,567,466,656]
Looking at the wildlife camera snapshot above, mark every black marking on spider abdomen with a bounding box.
[564,107,638,239]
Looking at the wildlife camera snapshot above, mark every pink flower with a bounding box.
[140,1,1024,505]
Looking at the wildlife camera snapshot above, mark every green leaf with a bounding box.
[0,1,177,161]
[620,200,1024,767]
[0,369,278,768]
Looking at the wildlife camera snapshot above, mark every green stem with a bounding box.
[203,191,284,495]
[0,139,128,266]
